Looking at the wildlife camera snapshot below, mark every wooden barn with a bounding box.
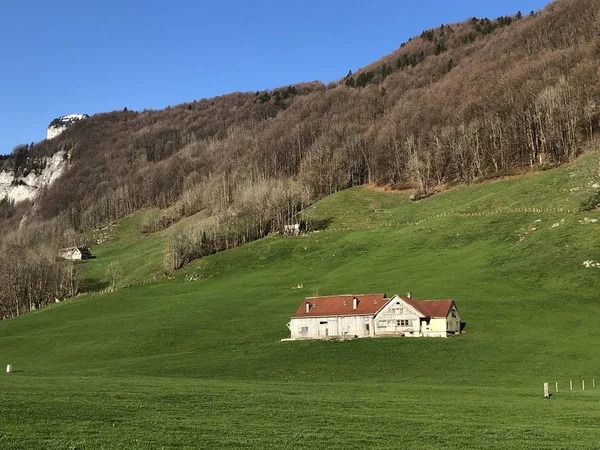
[57,247,93,261]
[287,293,461,340]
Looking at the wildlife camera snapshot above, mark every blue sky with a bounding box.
[0,0,550,154]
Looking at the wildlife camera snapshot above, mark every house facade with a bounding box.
[287,294,461,340]
[57,247,93,261]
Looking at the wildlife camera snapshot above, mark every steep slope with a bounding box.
[3,0,600,321]
[4,0,598,234]
[0,0,600,324]
[0,149,69,203]
[1,149,600,448]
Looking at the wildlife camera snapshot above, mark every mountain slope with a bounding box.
[1,149,600,448]
[4,0,600,320]
[3,0,598,233]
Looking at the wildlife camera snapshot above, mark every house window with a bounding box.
[398,320,410,327]
[300,327,308,335]
[392,306,403,314]
[365,324,370,333]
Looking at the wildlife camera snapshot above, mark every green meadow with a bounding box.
[1,151,600,449]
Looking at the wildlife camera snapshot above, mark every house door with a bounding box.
[319,322,329,337]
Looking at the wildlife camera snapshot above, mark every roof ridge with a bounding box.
[411,299,453,302]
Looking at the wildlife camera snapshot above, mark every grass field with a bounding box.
[2,152,600,448]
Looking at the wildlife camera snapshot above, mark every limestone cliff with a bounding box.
[46,114,88,140]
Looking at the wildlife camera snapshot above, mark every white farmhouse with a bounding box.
[57,247,93,261]
[287,293,461,340]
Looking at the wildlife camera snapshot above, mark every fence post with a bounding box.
[555,382,558,393]
[583,380,585,391]
[570,380,573,391]
[544,382,550,398]
[594,378,596,388]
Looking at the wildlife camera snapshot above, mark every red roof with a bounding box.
[404,298,454,318]
[292,294,389,318]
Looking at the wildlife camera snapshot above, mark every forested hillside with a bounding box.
[2,0,600,318]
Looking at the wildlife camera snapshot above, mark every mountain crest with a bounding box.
[47,114,89,140]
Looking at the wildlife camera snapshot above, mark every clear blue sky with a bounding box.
[0,0,550,154]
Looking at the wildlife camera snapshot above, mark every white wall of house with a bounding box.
[374,295,423,336]
[423,318,448,337]
[57,248,82,260]
[289,315,374,339]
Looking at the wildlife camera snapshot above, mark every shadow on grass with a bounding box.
[82,278,110,293]
[305,217,332,232]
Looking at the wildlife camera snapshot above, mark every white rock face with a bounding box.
[46,114,88,140]
[0,151,69,203]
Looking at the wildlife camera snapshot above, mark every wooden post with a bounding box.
[544,382,550,398]
[555,382,559,393]
[594,378,596,388]
[570,380,573,391]
[582,380,585,391]
[5,364,11,373]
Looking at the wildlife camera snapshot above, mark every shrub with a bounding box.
[580,191,600,211]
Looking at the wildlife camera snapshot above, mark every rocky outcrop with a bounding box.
[46,114,88,140]
[0,150,69,203]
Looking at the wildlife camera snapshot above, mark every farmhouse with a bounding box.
[283,222,306,235]
[287,293,461,339]
[57,247,93,261]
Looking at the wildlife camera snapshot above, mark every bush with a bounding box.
[580,191,600,211]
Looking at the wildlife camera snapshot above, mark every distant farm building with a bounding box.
[57,247,93,261]
[287,294,461,339]
[283,222,306,235]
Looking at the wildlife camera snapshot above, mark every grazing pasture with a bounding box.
[1,152,600,449]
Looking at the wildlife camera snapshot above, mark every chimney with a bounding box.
[352,297,359,310]
[407,292,412,299]
[305,302,311,313]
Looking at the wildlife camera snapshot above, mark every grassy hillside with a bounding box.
[1,150,600,448]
